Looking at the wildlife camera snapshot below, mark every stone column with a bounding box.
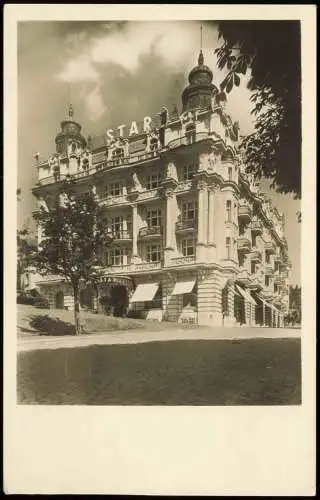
[131,204,139,262]
[164,188,175,265]
[196,180,208,262]
[207,185,215,244]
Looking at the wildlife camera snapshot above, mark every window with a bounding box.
[108,183,122,197]
[147,245,162,263]
[226,200,232,222]
[183,163,197,181]
[228,167,233,181]
[110,216,123,235]
[239,221,245,236]
[252,234,257,247]
[146,208,162,228]
[182,201,197,221]
[185,123,196,144]
[108,248,126,266]
[182,238,195,257]
[226,237,231,259]
[147,174,161,190]
[251,262,256,274]
[238,253,245,267]
[265,252,270,264]
[274,283,278,293]
[150,138,158,152]
[112,147,124,163]
[265,275,270,287]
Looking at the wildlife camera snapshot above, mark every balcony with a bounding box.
[175,219,197,234]
[250,249,262,263]
[167,132,210,150]
[238,203,252,222]
[138,225,163,239]
[251,220,262,235]
[103,261,162,275]
[265,241,276,254]
[265,264,274,276]
[110,230,132,242]
[168,256,196,267]
[237,237,251,254]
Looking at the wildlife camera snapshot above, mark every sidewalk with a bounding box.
[17,326,301,352]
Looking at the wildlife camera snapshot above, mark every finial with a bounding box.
[198,49,204,66]
[68,103,74,119]
[200,24,203,50]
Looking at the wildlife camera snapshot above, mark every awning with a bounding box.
[235,285,257,306]
[171,279,196,296]
[257,294,279,312]
[130,283,159,303]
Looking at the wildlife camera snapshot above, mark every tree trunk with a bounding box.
[73,284,81,335]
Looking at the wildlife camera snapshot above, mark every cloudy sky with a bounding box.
[17,20,301,285]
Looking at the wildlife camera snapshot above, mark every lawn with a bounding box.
[17,304,189,337]
[17,338,301,405]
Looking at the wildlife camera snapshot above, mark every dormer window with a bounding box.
[112,147,125,165]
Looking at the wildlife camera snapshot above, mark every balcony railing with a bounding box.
[138,225,163,239]
[265,240,276,254]
[251,220,262,235]
[168,256,196,266]
[103,261,162,274]
[238,203,252,221]
[175,219,197,233]
[237,237,251,253]
[109,230,132,241]
[250,249,262,262]
[167,132,210,150]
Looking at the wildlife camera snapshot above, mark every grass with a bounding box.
[17,338,301,405]
[17,304,190,337]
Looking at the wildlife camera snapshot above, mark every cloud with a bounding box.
[84,84,107,121]
[57,54,100,83]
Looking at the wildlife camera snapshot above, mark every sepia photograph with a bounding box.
[17,18,302,406]
[4,4,316,496]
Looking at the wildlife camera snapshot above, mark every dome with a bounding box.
[188,50,213,84]
[181,51,218,112]
[55,104,87,153]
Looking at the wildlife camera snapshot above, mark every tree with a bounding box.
[17,228,37,292]
[214,21,301,199]
[32,179,112,335]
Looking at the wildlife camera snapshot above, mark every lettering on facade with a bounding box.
[106,116,154,142]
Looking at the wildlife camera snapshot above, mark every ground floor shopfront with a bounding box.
[37,267,284,328]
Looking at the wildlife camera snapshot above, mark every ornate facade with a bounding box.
[32,51,290,327]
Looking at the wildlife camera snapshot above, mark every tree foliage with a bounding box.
[17,228,37,291]
[215,21,301,198]
[32,180,112,334]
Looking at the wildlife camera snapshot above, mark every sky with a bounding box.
[17,20,301,285]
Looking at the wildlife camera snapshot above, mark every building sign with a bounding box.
[106,116,154,141]
[100,276,133,287]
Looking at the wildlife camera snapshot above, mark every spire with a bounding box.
[68,103,74,119]
[198,49,204,66]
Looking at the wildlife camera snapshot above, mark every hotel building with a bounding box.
[32,50,291,327]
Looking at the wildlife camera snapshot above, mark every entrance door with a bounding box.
[55,290,64,309]
[110,285,129,317]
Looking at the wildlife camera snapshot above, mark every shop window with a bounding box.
[182,238,195,257]
[183,287,197,309]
